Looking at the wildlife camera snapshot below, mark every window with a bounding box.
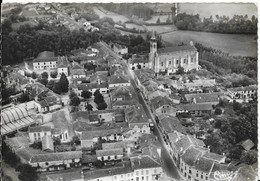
[34,133,36,137]
[44,133,47,136]
[136,171,139,175]
[169,61,171,65]
[191,58,193,63]
[45,162,49,165]
[161,62,163,66]
[142,177,144,180]
[146,176,148,180]
[146,170,149,174]
[201,175,203,179]
[38,63,40,65]
[38,133,40,137]
[121,175,123,178]
[141,170,144,175]
[176,60,179,64]
[114,176,117,179]
[189,169,191,174]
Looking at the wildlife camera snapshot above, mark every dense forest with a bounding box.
[195,43,257,82]
[102,3,154,21]
[2,10,163,65]
[176,13,257,34]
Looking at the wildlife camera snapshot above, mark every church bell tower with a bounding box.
[149,31,158,71]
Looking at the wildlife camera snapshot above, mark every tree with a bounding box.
[215,107,222,115]
[70,96,81,106]
[71,135,80,145]
[46,80,55,90]
[176,66,185,74]
[240,150,258,164]
[86,104,93,111]
[53,136,61,145]
[59,73,69,93]
[38,78,48,86]
[19,93,30,103]
[50,71,58,78]
[94,89,100,97]
[17,164,38,181]
[94,93,104,104]
[81,90,92,99]
[52,82,62,94]
[93,160,103,168]
[31,72,37,79]
[97,102,107,110]
[69,91,77,99]
[137,64,141,69]
[156,17,161,24]
[41,72,48,79]
[233,100,242,112]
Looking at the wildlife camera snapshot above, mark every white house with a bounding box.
[33,51,57,70]
[28,126,52,143]
[57,56,69,77]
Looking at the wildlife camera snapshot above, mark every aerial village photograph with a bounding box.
[0,1,258,181]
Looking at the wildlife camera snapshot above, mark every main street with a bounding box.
[98,41,180,180]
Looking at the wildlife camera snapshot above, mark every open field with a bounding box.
[161,30,257,57]
[146,25,177,34]
[146,3,257,20]
[93,6,129,23]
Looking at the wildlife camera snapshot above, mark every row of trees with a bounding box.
[176,13,257,34]
[195,43,257,84]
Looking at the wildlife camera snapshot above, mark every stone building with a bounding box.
[148,33,199,75]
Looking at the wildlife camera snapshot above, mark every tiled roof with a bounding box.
[29,126,51,133]
[168,131,184,145]
[184,93,222,103]
[71,111,90,122]
[125,105,149,124]
[151,96,174,110]
[227,85,257,92]
[130,155,161,170]
[102,141,132,150]
[82,154,97,163]
[111,86,138,101]
[37,51,55,58]
[203,152,226,162]
[30,151,82,163]
[157,45,197,54]
[159,116,186,134]
[181,146,205,166]
[178,103,214,111]
[89,73,107,83]
[42,135,54,151]
[81,124,129,140]
[240,139,255,151]
[109,75,129,85]
[96,148,123,157]
[231,162,258,181]
[77,82,108,90]
[52,111,69,131]
[33,51,57,63]
[148,90,168,100]
[175,135,205,155]
[194,156,215,173]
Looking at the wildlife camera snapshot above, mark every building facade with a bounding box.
[148,34,199,75]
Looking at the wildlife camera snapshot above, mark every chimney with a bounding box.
[138,155,141,165]
[190,41,194,46]
[97,78,101,85]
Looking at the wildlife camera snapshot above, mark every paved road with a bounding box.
[98,41,180,180]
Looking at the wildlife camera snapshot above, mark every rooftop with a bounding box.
[29,126,51,133]
[184,93,222,103]
[157,45,197,54]
[159,116,186,134]
[96,148,123,157]
[178,103,214,111]
[151,96,175,110]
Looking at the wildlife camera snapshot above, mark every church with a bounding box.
[148,33,199,75]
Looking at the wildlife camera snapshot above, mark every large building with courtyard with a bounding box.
[148,33,199,75]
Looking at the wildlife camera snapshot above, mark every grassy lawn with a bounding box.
[161,30,257,57]
[93,6,129,23]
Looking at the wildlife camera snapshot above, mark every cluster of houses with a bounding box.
[2,45,166,181]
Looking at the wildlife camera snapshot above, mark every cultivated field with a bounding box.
[145,15,169,24]
[93,6,129,23]
[161,30,257,57]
